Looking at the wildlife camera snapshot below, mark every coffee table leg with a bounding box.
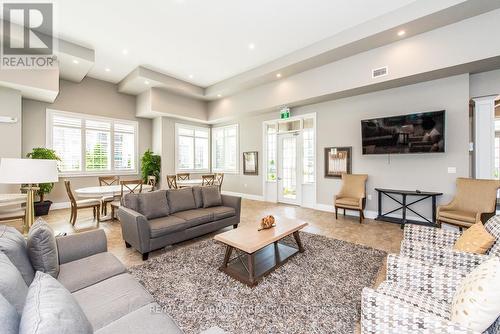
[247,252,255,285]
[293,231,305,253]
[222,246,233,268]
[274,241,281,264]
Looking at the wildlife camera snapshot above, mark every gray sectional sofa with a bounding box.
[118,186,241,260]
[0,224,183,334]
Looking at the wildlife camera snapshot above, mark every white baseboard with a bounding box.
[221,191,264,201]
[313,203,377,219]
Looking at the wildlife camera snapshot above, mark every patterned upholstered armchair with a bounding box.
[400,215,500,270]
[361,254,500,334]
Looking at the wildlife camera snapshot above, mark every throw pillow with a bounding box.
[19,272,93,334]
[138,190,169,219]
[202,186,222,208]
[451,257,500,332]
[167,188,196,213]
[27,219,59,278]
[0,252,28,315]
[0,293,19,334]
[122,193,140,212]
[453,222,495,254]
[0,225,35,285]
[192,186,204,208]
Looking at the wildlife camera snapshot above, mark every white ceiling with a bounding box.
[45,0,417,86]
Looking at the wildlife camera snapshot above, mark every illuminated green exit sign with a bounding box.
[280,107,290,119]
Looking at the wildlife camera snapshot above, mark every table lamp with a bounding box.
[0,158,59,233]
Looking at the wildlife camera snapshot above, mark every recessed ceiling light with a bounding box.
[276,73,282,78]
[72,59,79,64]
[105,68,110,72]
[189,74,194,79]
[217,94,222,98]
[144,80,150,85]
[397,30,406,37]
[248,43,255,50]
[122,49,128,55]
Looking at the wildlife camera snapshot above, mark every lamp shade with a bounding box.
[0,158,59,184]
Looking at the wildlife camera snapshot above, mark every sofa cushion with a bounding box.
[172,209,214,228]
[19,272,93,334]
[439,210,477,223]
[73,273,153,330]
[204,206,236,220]
[94,303,182,334]
[0,252,28,315]
[167,188,196,213]
[122,193,140,212]
[0,224,35,285]
[57,252,127,292]
[149,216,187,238]
[192,186,204,208]
[0,292,19,334]
[202,186,222,208]
[138,190,169,219]
[27,219,59,278]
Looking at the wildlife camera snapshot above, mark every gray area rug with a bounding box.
[129,232,386,334]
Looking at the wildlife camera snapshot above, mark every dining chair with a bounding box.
[65,180,101,226]
[202,174,215,186]
[110,179,144,220]
[166,175,178,189]
[0,209,26,226]
[215,172,224,191]
[98,176,120,215]
[147,175,157,191]
[177,173,190,181]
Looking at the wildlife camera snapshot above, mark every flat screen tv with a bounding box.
[361,110,445,155]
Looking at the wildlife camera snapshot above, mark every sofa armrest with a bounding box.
[361,288,479,334]
[56,229,107,265]
[221,195,241,224]
[118,207,151,254]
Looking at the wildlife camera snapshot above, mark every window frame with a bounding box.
[211,123,239,174]
[46,109,139,177]
[174,123,210,173]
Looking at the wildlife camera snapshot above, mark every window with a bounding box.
[212,124,239,173]
[47,110,138,175]
[266,123,277,181]
[175,124,209,172]
[303,118,315,183]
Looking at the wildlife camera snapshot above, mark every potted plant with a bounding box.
[26,148,61,216]
[141,149,161,188]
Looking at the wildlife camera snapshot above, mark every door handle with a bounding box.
[277,177,282,180]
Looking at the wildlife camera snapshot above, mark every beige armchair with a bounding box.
[437,177,499,229]
[335,173,368,223]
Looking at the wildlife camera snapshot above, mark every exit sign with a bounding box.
[280,107,290,119]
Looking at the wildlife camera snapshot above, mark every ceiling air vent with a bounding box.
[372,66,388,78]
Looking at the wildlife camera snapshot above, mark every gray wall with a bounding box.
[22,77,152,204]
[470,69,500,98]
[223,74,470,215]
[0,87,22,193]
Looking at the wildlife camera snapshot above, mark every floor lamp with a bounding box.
[0,158,59,233]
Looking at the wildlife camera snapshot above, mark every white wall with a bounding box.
[0,87,22,193]
[470,69,500,98]
[222,74,470,217]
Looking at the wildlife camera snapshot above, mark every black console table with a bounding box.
[374,188,443,228]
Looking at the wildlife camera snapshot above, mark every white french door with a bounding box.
[277,133,301,205]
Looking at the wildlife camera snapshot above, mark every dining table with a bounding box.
[176,179,220,187]
[74,184,152,221]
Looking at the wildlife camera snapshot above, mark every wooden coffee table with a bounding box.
[214,218,308,287]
